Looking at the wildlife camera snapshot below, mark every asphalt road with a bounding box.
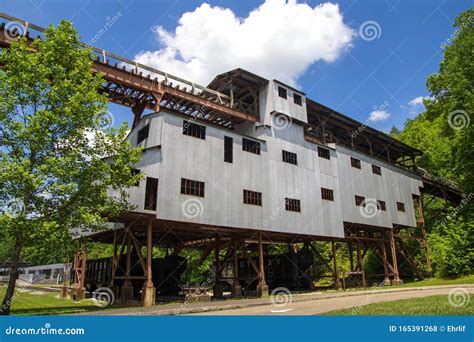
[191,287,474,315]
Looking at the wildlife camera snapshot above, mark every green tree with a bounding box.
[398,8,473,278]
[0,21,142,314]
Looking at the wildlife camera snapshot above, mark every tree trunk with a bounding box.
[1,237,22,315]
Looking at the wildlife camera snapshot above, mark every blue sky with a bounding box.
[1,0,471,132]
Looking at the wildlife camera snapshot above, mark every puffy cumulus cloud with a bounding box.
[408,96,430,107]
[369,110,390,122]
[134,0,354,87]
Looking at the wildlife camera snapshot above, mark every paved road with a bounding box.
[191,287,474,315]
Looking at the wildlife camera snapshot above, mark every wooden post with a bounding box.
[389,230,402,285]
[143,219,155,307]
[418,194,432,274]
[212,237,223,298]
[331,241,341,290]
[121,231,133,304]
[256,232,269,297]
[231,237,242,297]
[348,243,354,271]
[356,242,366,289]
[381,241,391,286]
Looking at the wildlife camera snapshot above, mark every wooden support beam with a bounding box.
[331,241,341,290]
[389,230,402,285]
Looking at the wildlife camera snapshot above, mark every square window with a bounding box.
[242,138,261,155]
[355,195,365,206]
[282,150,297,165]
[378,200,386,211]
[321,188,334,201]
[351,157,361,169]
[397,202,405,212]
[372,165,382,175]
[285,198,301,212]
[243,190,262,206]
[183,120,206,140]
[318,147,330,160]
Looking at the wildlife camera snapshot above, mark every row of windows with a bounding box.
[351,157,383,176]
[140,175,407,215]
[355,195,405,212]
[277,86,303,106]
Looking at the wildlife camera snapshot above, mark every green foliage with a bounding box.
[397,8,474,278]
[0,20,142,313]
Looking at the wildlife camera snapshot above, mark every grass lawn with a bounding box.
[0,287,105,315]
[323,294,474,315]
[394,275,474,288]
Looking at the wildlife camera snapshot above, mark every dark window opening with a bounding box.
[144,177,158,210]
[224,136,233,163]
[243,190,262,206]
[372,165,382,175]
[378,200,386,211]
[278,86,287,99]
[131,169,140,186]
[294,93,302,106]
[321,188,334,201]
[318,146,330,160]
[351,157,361,169]
[242,138,261,155]
[397,202,405,212]
[183,120,206,140]
[285,198,301,212]
[355,195,365,207]
[181,178,205,197]
[137,124,149,144]
[282,150,297,165]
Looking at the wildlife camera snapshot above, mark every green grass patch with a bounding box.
[0,286,104,315]
[395,275,474,288]
[323,294,473,315]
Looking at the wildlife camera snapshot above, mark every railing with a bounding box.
[0,12,231,105]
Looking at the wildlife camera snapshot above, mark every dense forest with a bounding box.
[1,9,472,284]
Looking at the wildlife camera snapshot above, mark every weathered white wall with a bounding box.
[122,110,422,238]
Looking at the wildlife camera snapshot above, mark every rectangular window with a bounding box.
[351,157,361,169]
[131,169,141,186]
[224,136,233,163]
[282,150,297,165]
[144,177,158,210]
[183,120,206,140]
[321,188,334,201]
[318,146,330,160]
[355,195,365,207]
[397,202,405,212]
[372,165,382,175]
[243,190,262,206]
[285,198,301,212]
[242,138,261,155]
[137,124,149,144]
[294,93,302,106]
[378,200,386,211]
[181,178,205,197]
[278,86,287,99]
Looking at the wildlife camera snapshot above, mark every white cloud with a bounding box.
[408,96,429,107]
[134,1,354,87]
[369,110,390,122]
